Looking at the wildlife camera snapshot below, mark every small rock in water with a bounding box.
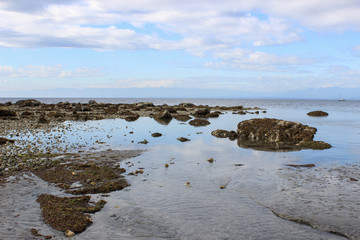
[350,177,358,181]
[220,185,226,189]
[177,137,190,142]
[138,139,148,144]
[164,164,169,168]
[207,158,214,163]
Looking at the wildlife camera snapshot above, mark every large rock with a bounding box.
[236,118,331,151]
[237,118,316,143]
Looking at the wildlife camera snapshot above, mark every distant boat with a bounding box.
[338,97,346,101]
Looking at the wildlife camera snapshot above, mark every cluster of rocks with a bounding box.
[212,118,332,151]
[0,99,256,125]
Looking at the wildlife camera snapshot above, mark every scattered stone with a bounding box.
[30,228,52,239]
[307,111,329,117]
[164,164,169,168]
[207,158,214,163]
[350,177,358,182]
[189,119,210,127]
[185,182,191,187]
[177,137,190,142]
[88,100,97,105]
[138,139,149,144]
[234,164,244,166]
[220,185,226,189]
[151,132,162,137]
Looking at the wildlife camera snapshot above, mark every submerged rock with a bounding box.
[151,132,162,137]
[307,111,329,117]
[211,129,231,138]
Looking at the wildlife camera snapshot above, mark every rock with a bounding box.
[297,140,332,150]
[179,103,195,108]
[138,139,148,144]
[151,132,162,137]
[228,131,238,141]
[286,164,315,168]
[136,102,154,108]
[307,111,329,117]
[37,115,49,124]
[194,108,210,116]
[220,185,226,189]
[174,114,192,122]
[211,129,230,138]
[207,112,219,118]
[164,164,169,168]
[189,119,210,127]
[15,99,41,107]
[65,230,75,237]
[207,158,214,163]
[154,110,172,120]
[0,107,17,117]
[237,118,316,143]
[124,114,140,122]
[88,100,97,105]
[177,137,190,142]
[236,118,331,151]
[350,177,358,182]
[0,137,14,145]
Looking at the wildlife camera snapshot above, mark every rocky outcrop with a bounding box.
[236,118,331,151]
[154,110,172,121]
[307,111,329,117]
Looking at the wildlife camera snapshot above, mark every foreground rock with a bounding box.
[307,111,329,117]
[236,118,331,151]
[0,137,14,145]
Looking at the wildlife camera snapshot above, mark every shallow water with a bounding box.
[1,98,359,239]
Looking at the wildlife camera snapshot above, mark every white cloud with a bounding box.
[0,64,101,78]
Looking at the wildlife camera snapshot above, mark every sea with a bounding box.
[0,98,359,240]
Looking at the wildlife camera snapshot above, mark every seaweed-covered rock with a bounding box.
[0,107,17,117]
[237,118,316,143]
[15,99,41,107]
[211,129,238,140]
[177,137,190,142]
[154,110,172,120]
[307,111,329,117]
[194,108,210,116]
[189,119,210,127]
[211,129,231,138]
[236,118,331,151]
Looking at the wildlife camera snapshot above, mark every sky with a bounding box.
[0,0,360,97]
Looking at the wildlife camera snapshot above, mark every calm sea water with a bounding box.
[1,98,359,239]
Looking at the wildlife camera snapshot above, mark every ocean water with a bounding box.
[1,98,359,239]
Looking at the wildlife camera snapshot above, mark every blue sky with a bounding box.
[0,0,359,96]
